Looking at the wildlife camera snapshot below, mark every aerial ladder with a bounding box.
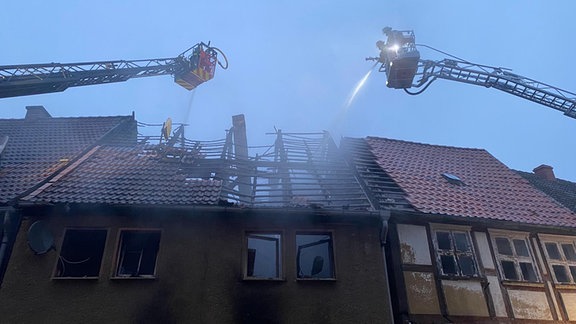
[0,42,228,98]
[367,27,576,119]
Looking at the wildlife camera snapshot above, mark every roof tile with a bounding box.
[364,137,576,227]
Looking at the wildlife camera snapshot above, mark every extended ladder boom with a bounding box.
[414,59,576,119]
[0,43,226,98]
[371,27,576,120]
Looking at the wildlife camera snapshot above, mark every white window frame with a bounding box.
[243,231,284,280]
[539,235,576,285]
[490,230,540,283]
[430,224,479,278]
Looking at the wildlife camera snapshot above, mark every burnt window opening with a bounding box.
[55,229,107,278]
[115,230,161,278]
[492,234,539,283]
[542,240,576,284]
[296,233,335,279]
[433,229,478,277]
[245,233,282,279]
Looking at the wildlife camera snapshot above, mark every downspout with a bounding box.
[0,208,19,286]
[379,210,395,323]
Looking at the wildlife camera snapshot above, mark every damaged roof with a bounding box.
[0,106,135,204]
[357,137,576,227]
[22,145,222,206]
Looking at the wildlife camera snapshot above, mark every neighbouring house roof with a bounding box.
[356,136,576,228]
[517,170,576,213]
[22,145,223,206]
[0,106,135,204]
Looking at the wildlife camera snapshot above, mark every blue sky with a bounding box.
[1,1,575,180]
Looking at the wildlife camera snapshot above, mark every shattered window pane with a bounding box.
[296,233,334,279]
[246,233,281,279]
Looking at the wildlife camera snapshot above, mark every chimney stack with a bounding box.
[533,164,556,181]
[25,106,52,120]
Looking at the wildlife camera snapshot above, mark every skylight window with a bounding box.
[442,173,465,185]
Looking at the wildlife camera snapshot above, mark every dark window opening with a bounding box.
[562,244,576,261]
[495,237,513,256]
[545,242,562,260]
[553,265,570,283]
[501,260,518,280]
[296,233,334,279]
[513,239,530,257]
[55,229,107,278]
[116,230,161,278]
[520,262,538,282]
[459,255,476,276]
[246,233,281,279]
[440,255,457,275]
[570,266,576,282]
[436,232,451,250]
[454,232,470,252]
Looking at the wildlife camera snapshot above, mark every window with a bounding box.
[245,232,282,279]
[296,233,335,279]
[542,240,576,284]
[114,230,161,278]
[432,229,478,277]
[492,233,539,282]
[54,229,107,278]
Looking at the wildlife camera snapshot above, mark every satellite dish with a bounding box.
[27,221,54,254]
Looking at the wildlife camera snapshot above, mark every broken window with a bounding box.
[115,230,161,278]
[432,228,478,277]
[491,233,539,282]
[541,240,576,284]
[54,229,107,278]
[296,233,335,279]
[245,232,282,279]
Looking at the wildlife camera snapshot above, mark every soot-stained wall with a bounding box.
[0,205,392,323]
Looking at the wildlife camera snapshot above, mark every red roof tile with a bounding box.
[364,137,576,227]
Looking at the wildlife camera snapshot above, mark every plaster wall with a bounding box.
[473,231,494,270]
[507,289,552,320]
[442,279,489,317]
[487,275,507,317]
[403,271,441,315]
[561,291,576,320]
[0,207,392,324]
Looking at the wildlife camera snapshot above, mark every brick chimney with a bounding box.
[533,164,556,181]
[25,106,52,120]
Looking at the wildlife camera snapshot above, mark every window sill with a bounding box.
[243,277,285,282]
[501,280,544,289]
[52,276,99,280]
[110,275,157,280]
[296,277,337,282]
[553,283,576,290]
